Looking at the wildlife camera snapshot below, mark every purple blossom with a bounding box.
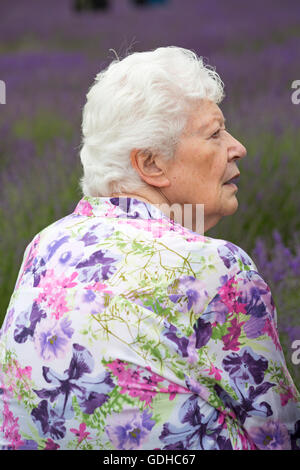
[46,236,70,261]
[167,276,208,314]
[201,294,228,325]
[214,381,275,425]
[222,346,268,385]
[244,315,266,339]
[80,224,114,246]
[193,317,212,349]
[31,400,66,440]
[105,409,155,450]
[159,395,227,450]
[236,271,272,318]
[14,301,47,344]
[34,316,74,361]
[33,344,115,418]
[76,249,122,282]
[18,439,39,450]
[248,420,291,450]
[162,321,189,357]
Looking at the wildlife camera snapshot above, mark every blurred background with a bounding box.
[0,0,300,385]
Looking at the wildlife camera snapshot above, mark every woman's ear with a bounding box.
[130,149,170,188]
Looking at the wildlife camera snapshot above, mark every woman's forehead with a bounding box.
[187,101,225,133]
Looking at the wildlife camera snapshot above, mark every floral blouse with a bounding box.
[0,196,299,451]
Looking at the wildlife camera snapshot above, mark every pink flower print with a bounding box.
[84,282,113,295]
[222,317,245,351]
[144,367,165,385]
[262,317,282,351]
[217,412,227,429]
[118,218,171,238]
[185,376,210,401]
[0,403,24,450]
[44,438,60,450]
[278,380,298,406]
[159,382,191,401]
[15,365,32,380]
[35,270,78,320]
[106,359,128,377]
[74,199,94,217]
[70,423,91,445]
[236,428,256,450]
[204,364,223,381]
[107,363,163,406]
[219,277,247,315]
[104,200,119,217]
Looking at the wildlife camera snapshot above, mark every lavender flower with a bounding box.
[33,343,115,418]
[105,409,155,450]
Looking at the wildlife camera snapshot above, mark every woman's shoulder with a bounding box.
[165,223,258,273]
[205,236,258,271]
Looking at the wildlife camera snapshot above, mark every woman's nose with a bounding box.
[228,133,247,160]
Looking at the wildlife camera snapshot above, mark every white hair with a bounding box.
[79,46,225,197]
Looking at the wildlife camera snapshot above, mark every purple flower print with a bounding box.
[18,439,39,450]
[74,282,113,316]
[248,420,291,450]
[222,347,268,385]
[201,294,228,325]
[80,230,99,246]
[31,400,66,440]
[44,236,84,276]
[30,256,47,288]
[14,301,46,344]
[236,271,274,318]
[218,242,254,270]
[80,223,114,247]
[244,315,267,339]
[162,321,189,357]
[184,377,210,402]
[214,380,274,426]
[193,318,212,349]
[110,197,156,220]
[46,235,70,261]
[221,347,275,423]
[33,344,115,418]
[159,395,224,450]
[105,409,155,450]
[33,317,74,361]
[76,249,122,282]
[167,276,208,315]
[218,244,237,270]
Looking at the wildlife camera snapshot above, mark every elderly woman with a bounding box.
[0,46,299,451]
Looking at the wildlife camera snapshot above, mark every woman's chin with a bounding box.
[223,198,239,217]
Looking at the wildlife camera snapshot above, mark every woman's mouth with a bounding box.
[223,174,240,186]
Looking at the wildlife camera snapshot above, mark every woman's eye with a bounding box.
[211,127,226,139]
[211,129,220,138]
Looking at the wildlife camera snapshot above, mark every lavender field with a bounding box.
[1,0,300,385]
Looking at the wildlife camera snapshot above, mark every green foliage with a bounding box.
[13,111,73,155]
